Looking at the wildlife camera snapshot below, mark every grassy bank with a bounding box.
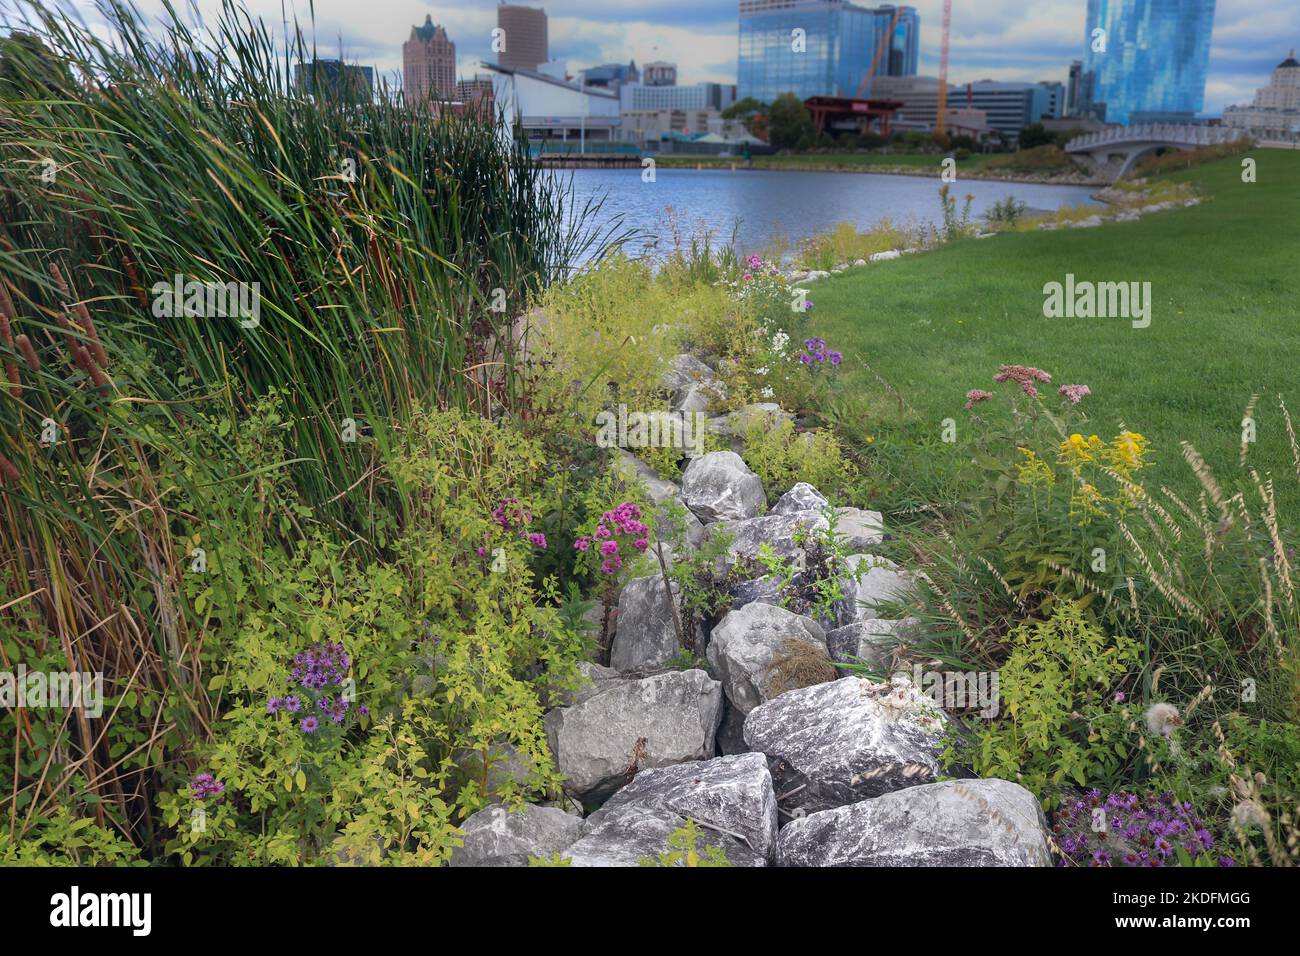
[654,147,1093,182]
[810,149,1300,516]
[657,151,998,171]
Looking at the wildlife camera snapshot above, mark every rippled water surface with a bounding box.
[560,166,1101,259]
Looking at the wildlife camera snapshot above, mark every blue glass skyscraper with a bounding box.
[1082,0,1216,124]
[737,1,919,104]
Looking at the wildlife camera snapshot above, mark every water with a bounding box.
[561,166,1101,260]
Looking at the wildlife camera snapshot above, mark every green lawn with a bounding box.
[812,149,1300,515]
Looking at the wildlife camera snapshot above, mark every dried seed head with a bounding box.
[1144,702,1181,738]
[15,335,39,372]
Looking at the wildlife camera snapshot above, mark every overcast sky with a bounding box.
[21,1,1300,114]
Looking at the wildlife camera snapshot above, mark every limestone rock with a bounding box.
[680,451,766,523]
[743,676,947,815]
[706,602,830,715]
[544,669,723,801]
[776,779,1052,867]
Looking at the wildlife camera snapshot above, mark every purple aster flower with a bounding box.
[283,695,301,713]
[301,716,319,733]
[267,697,282,714]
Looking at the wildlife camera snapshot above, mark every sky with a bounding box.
[16,0,1300,115]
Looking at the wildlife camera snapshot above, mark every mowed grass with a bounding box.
[812,149,1300,516]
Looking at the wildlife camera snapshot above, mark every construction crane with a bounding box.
[935,0,952,137]
[854,5,905,100]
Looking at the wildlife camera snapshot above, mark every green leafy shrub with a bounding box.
[740,415,856,501]
[0,807,143,866]
[958,603,1141,806]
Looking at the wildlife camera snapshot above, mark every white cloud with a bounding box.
[30,0,1300,113]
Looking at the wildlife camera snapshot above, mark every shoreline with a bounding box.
[652,158,1107,188]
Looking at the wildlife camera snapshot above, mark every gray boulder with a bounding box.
[564,661,623,706]
[706,602,831,715]
[726,574,793,612]
[776,779,1052,867]
[772,482,829,515]
[710,509,829,570]
[544,668,723,801]
[743,676,947,815]
[835,507,885,552]
[611,450,677,505]
[660,354,718,404]
[676,380,725,414]
[609,575,699,671]
[564,804,752,867]
[834,554,915,625]
[570,752,778,866]
[825,618,922,669]
[680,451,766,523]
[449,804,583,867]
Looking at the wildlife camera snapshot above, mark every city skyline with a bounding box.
[20,0,1300,115]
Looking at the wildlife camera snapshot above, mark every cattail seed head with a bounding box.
[0,452,19,484]
[15,334,38,372]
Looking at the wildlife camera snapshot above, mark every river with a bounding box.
[560,166,1101,260]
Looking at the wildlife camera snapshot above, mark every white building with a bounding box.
[483,61,620,148]
[619,82,736,112]
[1224,51,1300,139]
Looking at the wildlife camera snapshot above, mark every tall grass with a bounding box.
[0,0,609,849]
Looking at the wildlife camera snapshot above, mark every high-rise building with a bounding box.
[642,61,677,86]
[1082,0,1215,124]
[497,4,549,72]
[1066,60,1083,116]
[295,58,374,102]
[403,15,456,102]
[737,1,919,104]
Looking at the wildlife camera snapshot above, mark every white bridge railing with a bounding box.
[1065,124,1249,153]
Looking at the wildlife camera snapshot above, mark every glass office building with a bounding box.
[737,1,919,103]
[1082,0,1215,124]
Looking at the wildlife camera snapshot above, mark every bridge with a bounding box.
[1064,123,1250,180]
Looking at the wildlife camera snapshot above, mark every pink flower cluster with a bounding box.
[1058,383,1091,405]
[964,388,993,410]
[993,364,1052,398]
[491,497,546,550]
[574,502,650,575]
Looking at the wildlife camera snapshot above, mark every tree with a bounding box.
[767,92,814,151]
[722,96,765,135]
[1017,122,1055,149]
